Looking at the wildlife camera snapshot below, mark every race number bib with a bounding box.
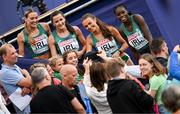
[31,34,49,54]
[128,29,148,50]
[58,38,79,54]
[96,38,118,55]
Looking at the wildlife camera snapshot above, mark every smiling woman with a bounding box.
[114,4,153,60]
[48,10,86,58]
[138,53,168,114]
[17,8,51,60]
[81,13,134,65]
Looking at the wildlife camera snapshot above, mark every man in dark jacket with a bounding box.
[30,67,85,113]
[60,64,87,109]
[106,59,154,113]
[60,64,97,113]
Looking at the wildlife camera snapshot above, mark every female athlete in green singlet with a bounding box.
[114,4,152,60]
[17,9,51,59]
[49,11,86,58]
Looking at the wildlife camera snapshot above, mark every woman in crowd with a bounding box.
[81,13,133,65]
[49,10,86,58]
[139,54,168,113]
[83,59,112,114]
[114,4,152,60]
[17,8,51,59]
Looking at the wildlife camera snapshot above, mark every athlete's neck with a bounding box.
[93,28,102,35]
[26,25,38,33]
[57,27,68,33]
[124,16,132,26]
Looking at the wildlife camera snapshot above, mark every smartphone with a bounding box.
[85,51,103,62]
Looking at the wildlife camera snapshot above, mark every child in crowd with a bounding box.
[49,55,64,81]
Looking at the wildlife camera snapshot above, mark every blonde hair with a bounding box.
[24,8,38,45]
[106,58,125,78]
[48,55,63,67]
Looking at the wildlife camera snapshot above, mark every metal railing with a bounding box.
[5,0,98,44]
[0,0,79,40]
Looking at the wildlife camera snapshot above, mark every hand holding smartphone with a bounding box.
[85,51,103,62]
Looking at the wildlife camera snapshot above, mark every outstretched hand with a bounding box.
[83,58,92,69]
[96,50,108,60]
[173,45,180,52]
[83,58,92,75]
